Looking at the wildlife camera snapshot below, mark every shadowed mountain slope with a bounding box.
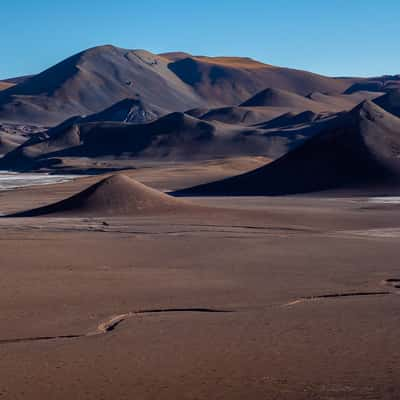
[0,97,167,165]
[344,76,400,94]
[0,75,33,91]
[0,112,267,168]
[257,111,319,129]
[2,75,35,85]
[374,89,400,118]
[174,102,400,196]
[0,108,330,170]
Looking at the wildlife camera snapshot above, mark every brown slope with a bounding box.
[7,49,400,129]
[0,48,301,123]
[2,75,35,85]
[0,82,14,91]
[161,53,270,69]
[0,131,27,155]
[165,54,354,107]
[0,45,358,126]
[7,174,189,217]
[174,101,400,196]
[240,88,325,110]
[0,75,33,93]
[0,45,203,125]
[306,91,383,111]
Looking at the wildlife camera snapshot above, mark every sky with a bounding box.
[1,0,399,79]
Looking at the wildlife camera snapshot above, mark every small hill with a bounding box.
[306,91,382,111]
[174,101,400,196]
[196,91,380,127]
[199,106,288,125]
[184,107,210,118]
[240,88,324,110]
[0,98,167,167]
[83,98,166,124]
[0,131,27,155]
[0,112,263,168]
[258,111,319,129]
[7,174,189,217]
[1,108,318,170]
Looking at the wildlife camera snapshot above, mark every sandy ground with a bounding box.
[0,163,400,399]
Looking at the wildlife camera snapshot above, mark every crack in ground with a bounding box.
[1,289,397,345]
[383,278,400,289]
[0,308,232,345]
[285,291,391,306]
[0,334,82,345]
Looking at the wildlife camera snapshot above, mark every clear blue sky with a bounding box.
[1,0,399,79]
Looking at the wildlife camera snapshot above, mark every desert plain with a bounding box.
[0,161,398,400]
[1,44,400,399]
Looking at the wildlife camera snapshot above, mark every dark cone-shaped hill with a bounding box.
[7,174,190,217]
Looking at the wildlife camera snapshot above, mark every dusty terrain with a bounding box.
[0,164,399,400]
[1,43,400,400]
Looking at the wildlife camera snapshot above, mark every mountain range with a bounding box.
[1,44,400,194]
[0,44,381,126]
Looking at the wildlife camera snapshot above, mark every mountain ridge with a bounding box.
[0,44,361,125]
